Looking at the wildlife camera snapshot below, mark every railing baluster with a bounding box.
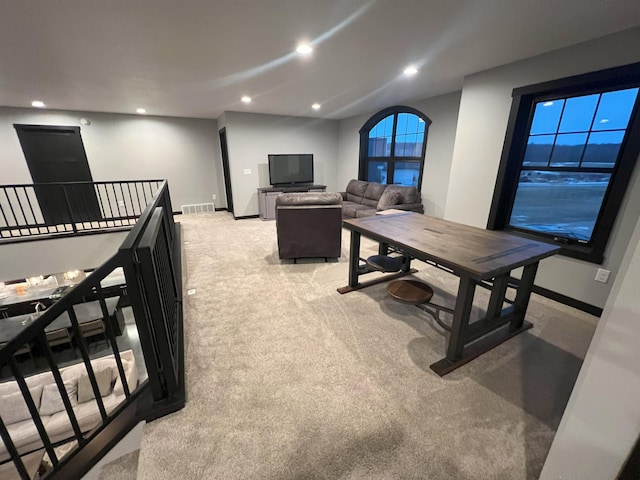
[96,289,131,398]
[4,188,20,236]
[8,356,59,466]
[141,181,149,205]
[61,185,77,234]
[119,182,131,225]
[95,184,107,226]
[12,187,28,235]
[66,307,108,420]
[126,183,136,218]
[35,332,85,442]
[104,183,116,227]
[111,183,122,226]
[23,186,38,234]
[0,415,30,479]
[134,182,143,214]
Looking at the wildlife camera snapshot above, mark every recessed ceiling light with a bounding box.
[296,43,313,56]
[31,100,45,108]
[403,66,418,76]
[241,96,252,104]
[136,108,146,114]
[312,103,321,110]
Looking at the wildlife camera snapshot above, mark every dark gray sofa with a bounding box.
[340,179,424,218]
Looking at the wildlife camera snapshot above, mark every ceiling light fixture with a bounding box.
[312,103,321,110]
[543,101,554,107]
[241,96,252,104]
[403,66,418,76]
[31,100,45,108]
[296,43,313,56]
[136,108,146,114]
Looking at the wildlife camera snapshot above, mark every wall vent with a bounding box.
[181,203,214,214]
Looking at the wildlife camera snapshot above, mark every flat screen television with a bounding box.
[268,154,314,187]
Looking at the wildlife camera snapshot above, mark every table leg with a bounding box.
[348,231,361,288]
[486,274,510,321]
[445,276,476,362]
[510,262,539,330]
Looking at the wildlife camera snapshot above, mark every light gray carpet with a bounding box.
[98,450,139,480]
[133,212,597,480]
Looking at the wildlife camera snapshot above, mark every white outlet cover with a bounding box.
[243,168,251,175]
[187,289,196,295]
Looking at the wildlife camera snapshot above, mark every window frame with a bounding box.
[488,62,640,264]
[358,105,431,189]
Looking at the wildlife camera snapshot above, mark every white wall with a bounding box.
[221,111,339,217]
[0,108,222,210]
[540,212,640,479]
[337,91,461,217]
[0,231,127,280]
[443,27,640,308]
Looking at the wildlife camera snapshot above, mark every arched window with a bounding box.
[358,106,431,189]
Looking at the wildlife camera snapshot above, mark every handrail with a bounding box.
[0,179,164,243]
[0,179,183,478]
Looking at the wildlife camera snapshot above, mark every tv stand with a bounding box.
[258,185,326,220]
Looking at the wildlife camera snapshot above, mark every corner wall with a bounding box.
[221,111,339,217]
[443,27,640,308]
[540,211,640,479]
[0,108,222,210]
[336,91,461,217]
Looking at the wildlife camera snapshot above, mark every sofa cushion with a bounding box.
[0,385,44,424]
[377,189,401,209]
[77,367,114,403]
[39,382,78,416]
[385,185,420,204]
[343,202,375,218]
[345,179,368,203]
[363,182,387,202]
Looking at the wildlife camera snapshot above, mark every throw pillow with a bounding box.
[112,360,131,396]
[377,189,401,210]
[39,382,78,416]
[77,367,114,403]
[0,384,44,424]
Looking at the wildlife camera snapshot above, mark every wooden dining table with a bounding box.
[339,211,560,376]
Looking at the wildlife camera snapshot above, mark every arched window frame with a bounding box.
[358,105,431,190]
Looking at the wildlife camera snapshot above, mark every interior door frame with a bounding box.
[14,124,102,225]
[219,128,234,215]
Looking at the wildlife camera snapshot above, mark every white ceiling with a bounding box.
[1,0,639,120]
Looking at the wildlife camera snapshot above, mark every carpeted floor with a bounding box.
[128,212,597,480]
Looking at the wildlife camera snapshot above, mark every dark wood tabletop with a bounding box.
[343,212,560,279]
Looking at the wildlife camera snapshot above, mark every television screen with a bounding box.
[268,154,314,186]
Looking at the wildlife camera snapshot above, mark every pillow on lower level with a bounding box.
[39,382,78,416]
[0,384,44,424]
[77,367,113,403]
[377,189,401,210]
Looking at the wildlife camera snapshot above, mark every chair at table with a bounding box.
[78,318,107,347]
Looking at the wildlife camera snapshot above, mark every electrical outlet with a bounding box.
[243,168,252,175]
[595,268,610,283]
[212,194,217,201]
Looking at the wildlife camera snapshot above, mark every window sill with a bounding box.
[502,228,604,264]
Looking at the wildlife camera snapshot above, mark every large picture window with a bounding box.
[488,63,640,263]
[358,106,431,189]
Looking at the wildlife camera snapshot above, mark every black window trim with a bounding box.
[358,105,432,190]
[488,62,640,264]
